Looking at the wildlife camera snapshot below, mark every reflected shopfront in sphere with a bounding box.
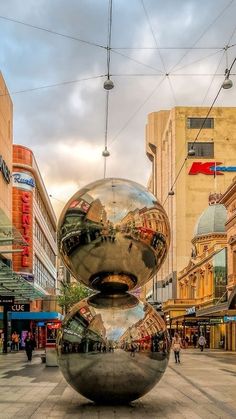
[57,293,170,404]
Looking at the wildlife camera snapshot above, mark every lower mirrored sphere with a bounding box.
[57,293,170,404]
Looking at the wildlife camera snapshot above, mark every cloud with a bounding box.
[0,0,236,219]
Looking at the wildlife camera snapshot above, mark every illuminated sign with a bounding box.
[21,191,31,267]
[12,172,35,190]
[189,162,236,175]
[0,155,11,183]
[224,315,236,322]
[11,304,30,312]
[186,306,196,315]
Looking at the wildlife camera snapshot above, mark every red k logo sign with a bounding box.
[189,162,223,175]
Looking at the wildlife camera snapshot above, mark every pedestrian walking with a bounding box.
[24,332,36,361]
[192,333,197,348]
[198,335,206,352]
[172,332,182,363]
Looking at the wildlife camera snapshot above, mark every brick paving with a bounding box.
[0,349,235,418]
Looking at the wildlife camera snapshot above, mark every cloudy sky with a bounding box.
[0,0,236,217]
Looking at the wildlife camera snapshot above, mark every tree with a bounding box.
[57,281,92,314]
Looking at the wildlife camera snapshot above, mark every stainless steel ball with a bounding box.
[57,293,170,404]
[58,178,170,292]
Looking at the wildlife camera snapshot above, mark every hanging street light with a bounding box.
[222,69,233,89]
[188,147,196,156]
[104,77,114,90]
[102,147,110,157]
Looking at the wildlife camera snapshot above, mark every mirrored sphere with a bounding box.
[58,178,170,292]
[57,293,170,404]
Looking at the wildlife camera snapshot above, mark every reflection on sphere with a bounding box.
[57,294,170,404]
[58,178,170,291]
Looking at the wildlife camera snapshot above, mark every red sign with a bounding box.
[21,191,31,267]
[189,162,223,175]
[47,322,61,329]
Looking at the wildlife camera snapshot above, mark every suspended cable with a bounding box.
[1,75,106,97]
[103,0,113,178]
[170,0,235,73]
[201,50,225,105]
[111,49,163,74]
[0,15,106,49]
[110,76,166,147]
[163,56,236,207]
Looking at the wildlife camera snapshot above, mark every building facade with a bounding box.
[12,145,58,348]
[0,72,13,262]
[145,107,236,299]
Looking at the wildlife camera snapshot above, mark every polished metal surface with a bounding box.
[57,293,170,404]
[58,178,170,291]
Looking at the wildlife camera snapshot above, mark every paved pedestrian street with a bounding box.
[0,349,235,419]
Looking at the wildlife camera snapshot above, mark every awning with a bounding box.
[196,302,229,317]
[0,209,27,247]
[0,259,46,302]
[0,311,64,320]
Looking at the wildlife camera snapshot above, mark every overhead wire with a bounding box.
[103,0,113,179]
[109,76,166,147]
[140,0,177,107]
[0,14,106,49]
[162,55,236,207]
[0,75,106,96]
[170,0,235,73]
[200,21,236,105]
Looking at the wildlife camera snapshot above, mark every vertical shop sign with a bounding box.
[21,191,31,267]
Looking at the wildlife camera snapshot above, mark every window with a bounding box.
[187,117,214,129]
[187,142,214,158]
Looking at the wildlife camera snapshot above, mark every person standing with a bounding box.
[172,332,182,363]
[192,333,197,348]
[24,332,36,361]
[198,335,206,352]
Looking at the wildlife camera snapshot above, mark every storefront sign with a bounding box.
[186,306,196,315]
[189,162,236,175]
[0,155,11,183]
[209,318,223,324]
[21,191,31,267]
[10,303,30,312]
[224,315,236,322]
[0,296,14,304]
[12,172,35,191]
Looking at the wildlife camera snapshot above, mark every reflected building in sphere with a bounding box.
[57,178,171,403]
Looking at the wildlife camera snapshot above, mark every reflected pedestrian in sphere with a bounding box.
[24,332,36,361]
[172,332,182,363]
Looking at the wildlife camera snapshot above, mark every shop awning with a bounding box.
[0,209,27,247]
[0,259,46,302]
[0,311,64,320]
[196,302,229,317]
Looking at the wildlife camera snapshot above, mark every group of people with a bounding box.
[172,332,206,363]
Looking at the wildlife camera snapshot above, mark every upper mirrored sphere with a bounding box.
[58,178,170,291]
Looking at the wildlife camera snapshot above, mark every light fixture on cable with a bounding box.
[222,68,233,89]
[102,146,110,157]
[168,190,175,196]
[103,77,114,90]
[188,146,195,156]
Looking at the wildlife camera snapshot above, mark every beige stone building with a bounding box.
[145,107,236,299]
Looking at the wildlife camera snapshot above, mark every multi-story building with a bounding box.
[145,107,236,300]
[12,145,60,348]
[0,72,13,262]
